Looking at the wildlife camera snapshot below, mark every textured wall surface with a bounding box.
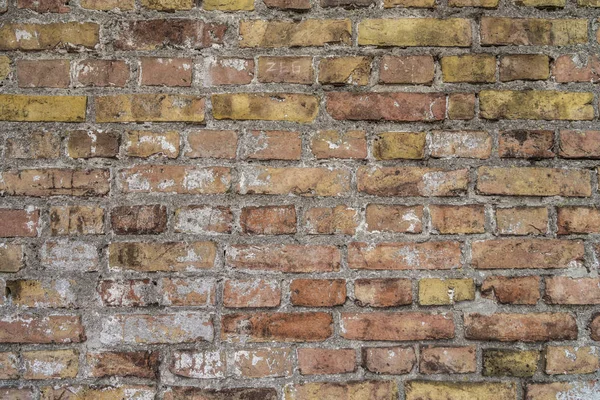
[1,0,600,397]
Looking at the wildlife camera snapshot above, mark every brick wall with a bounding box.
[1,0,600,397]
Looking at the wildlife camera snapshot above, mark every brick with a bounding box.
[526,382,600,400]
[319,56,371,85]
[481,18,588,45]
[170,350,226,379]
[349,241,461,270]
[321,0,373,6]
[498,130,554,158]
[41,241,98,271]
[304,206,359,235]
[140,57,192,86]
[223,279,281,308]
[203,0,253,9]
[0,389,33,400]
[560,130,600,158]
[22,350,78,379]
[441,54,495,83]
[558,206,600,234]
[228,244,340,273]
[0,22,99,50]
[50,206,104,235]
[97,279,156,307]
[109,241,216,271]
[496,207,548,235]
[6,132,60,159]
[285,381,398,400]
[80,0,134,9]
[481,276,541,305]
[243,130,301,160]
[0,244,23,272]
[588,315,600,339]
[165,387,277,400]
[429,205,485,234]
[545,346,599,374]
[430,130,492,159]
[363,347,416,374]
[384,0,434,7]
[6,279,77,308]
[354,278,412,307]
[298,348,355,375]
[96,94,205,123]
[326,92,445,121]
[17,0,70,12]
[141,0,193,10]
[120,165,231,194]
[207,58,254,85]
[0,208,39,237]
[480,90,594,120]
[264,0,309,8]
[477,167,591,196]
[41,386,155,399]
[472,239,584,269]
[17,59,70,88]
[232,348,292,377]
[238,166,351,196]
[213,93,318,123]
[545,277,600,304]
[359,19,471,47]
[99,313,213,345]
[75,59,129,87]
[448,93,475,120]
[366,205,422,233]
[483,349,540,377]
[115,20,224,50]
[111,205,167,235]
[553,55,600,83]
[87,351,158,379]
[500,54,550,81]
[186,130,238,159]
[290,279,346,306]
[518,0,564,6]
[341,312,454,341]
[160,277,216,306]
[124,131,179,159]
[379,55,434,84]
[0,315,84,343]
[67,130,119,159]
[449,0,498,6]
[464,312,577,341]
[241,205,297,234]
[373,132,426,160]
[420,346,476,374]
[0,352,19,379]
[0,95,86,122]
[174,206,233,234]
[0,56,9,80]
[222,312,333,342]
[239,20,351,47]
[357,167,468,197]
[311,130,367,159]
[418,278,475,305]
[258,56,313,84]
[406,381,517,400]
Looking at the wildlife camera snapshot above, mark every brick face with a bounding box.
[3,1,600,395]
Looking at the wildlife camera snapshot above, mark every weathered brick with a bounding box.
[526,381,600,400]
[341,313,454,341]
[311,130,367,159]
[545,277,600,304]
[222,312,333,342]
[366,204,422,233]
[258,56,313,84]
[0,244,23,272]
[373,132,426,160]
[87,351,158,379]
[554,55,600,83]
[241,205,297,234]
[481,276,541,304]
[160,277,216,306]
[96,94,205,123]
[124,131,179,159]
[441,54,496,83]
[141,0,193,10]
[115,20,224,50]
[0,22,99,50]
[165,387,277,400]
[75,59,129,87]
[304,206,359,235]
[0,56,9,80]
[363,347,416,374]
[545,346,599,374]
[448,93,476,120]
[50,206,104,236]
[420,346,476,374]
[203,0,253,10]
[80,0,134,10]
[41,386,156,399]
[213,93,318,122]
[243,130,301,160]
[67,130,119,159]
[429,205,485,234]
[17,59,70,88]
[430,130,492,159]
[349,241,462,270]
[41,241,98,271]
[449,0,497,6]
[120,165,231,194]
[500,54,550,81]
[498,130,554,158]
[22,350,78,379]
[0,208,39,237]
[6,132,60,159]
[170,350,226,379]
[140,57,192,86]
[0,95,86,122]
[496,207,548,235]
[174,206,233,234]
[464,312,577,341]
[207,58,254,85]
[239,20,351,47]
[223,279,281,308]
[111,205,167,235]
[0,352,19,379]
[518,0,564,6]
[483,349,540,377]
[406,381,517,400]
[319,56,371,85]
[359,19,471,47]
[0,388,33,400]
[232,348,293,377]
[285,381,398,400]
[560,130,600,158]
[558,206,600,234]
[185,130,237,159]
[109,241,216,271]
[477,167,592,196]
[0,315,84,343]
[17,0,70,12]
[481,18,588,45]
[97,279,156,307]
[298,348,355,375]
[290,279,346,306]
[264,0,309,8]
[228,244,340,272]
[354,278,412,307]
[418,278,475,305]
[6,279,77,308]
[379,55,434,84]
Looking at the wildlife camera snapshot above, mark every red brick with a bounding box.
[527,381,600,400]
[348,242,461,270]
[354,278,412,307]
[559,130,600,158]
[341,312,454,341]
[223,279,281,308]
[258,56,313,84]
[228,244,340,273]
[160,277,215,306]
[290,279,346,307]
[5,131,60,159]
[232,348,293,377]
[358,167,468,197]
[115,20,225,50]
[379,55,435,84]
[363,347,416,374]
[75,59,129,87]
[186,130,238,159]
[243,130,301,160]
[241,205,297,234]
[558,206,600,234]
[0,352,19,379]
[207,58,254,85]
[481,276,540,305]
[496,207,548,235]
[0,389,34,400]
[448,93,475,120]
[0,315,84,344]
[0,208,39,237]
[498,130,554,158]
[420,346,476,374]
[222,312,333,342]
[311,130,367,159]
[298,348,356,375]
[304,206,359,235]
[140,58,192,86]
[553,54,600,82]
[87,351,158,379]
[0,169,110,197]
[365,205,422,233]
[545,277,600,305]
[17,0,70,12]
[285,381,397,400]
[17,59,69,88]
[464,313,577,341]
[174,205,233,234]
[120,165,231,194]
[591,315,600,340]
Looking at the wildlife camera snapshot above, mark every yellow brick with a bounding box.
[373,132,426,160]
[441,54,496,83]
[483,349,540,377]
[22,350,79,379]
[0,95,86,122]
[95,94,204,123]
[517,0,565,6]
[359,19,472,47]
[41,386,155,399]
[419,278,475,305]
[406,381,517,400]
[481,18,587,46]
[141,0,194,9]
[449,0,498,6]
[0,56,9,80]
[480,90,594,120]
[318,57,371,86]
[212,93,318,123]
[109,242,216,272]
[0,244,23,272]
[384,0,435,7]
[204,0,254,9]
[239,20,351,47]
[80,0,135,9]
[0,22,99,50]
[579,0,600,5]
